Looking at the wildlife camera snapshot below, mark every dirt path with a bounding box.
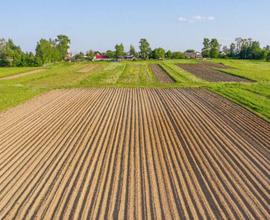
[0,69,46,81]
[0,89,269,219]
[77,64,100,73]
[178,63,253,82]
[150,64,175,83]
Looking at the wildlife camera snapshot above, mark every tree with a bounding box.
[248,41,265,59]
[265,46,270,61]
[209,39,220,58]
[172,51,185,59]
[221,46,229,58]
[166,50,173,59]
[86,50,95,60]
[152,48,165,59]
[55,35,71,60]
[202,38,211,58]
[35,35,71,65]
[35,39,54,64]
[115,43,125,58]
[0,39,24,67]
[73,52,85,61]
[267,52,270,62]
[229,43,236,58]
[129,45,137,57]
[105,50,115,58]
[139,38,151,59]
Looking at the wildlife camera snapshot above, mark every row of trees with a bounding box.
[0,35,70,67]
[202,37,270,61]
[1,35,269,67]
[74,38,185,61]
[0,39,37,67]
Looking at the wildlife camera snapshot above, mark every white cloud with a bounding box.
[178,16,215,23]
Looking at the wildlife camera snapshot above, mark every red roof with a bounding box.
[95,55,108,59]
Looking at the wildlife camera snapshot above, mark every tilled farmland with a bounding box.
[0,89,270,219]
[178,63,253,82]
[150,64,175,83]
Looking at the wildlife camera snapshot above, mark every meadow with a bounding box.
[0,59,269,119]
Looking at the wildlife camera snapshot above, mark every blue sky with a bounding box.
[1,0,269,53]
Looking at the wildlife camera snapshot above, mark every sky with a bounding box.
[0,0,269,53]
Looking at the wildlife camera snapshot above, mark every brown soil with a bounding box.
[178,62,253,82]
[0,69,46,81]
[0,89,269,219]
[150,64,175,83]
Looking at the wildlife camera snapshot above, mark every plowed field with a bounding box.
[0,89,269,219]
[150,64,175,83]
[178,63,253,82]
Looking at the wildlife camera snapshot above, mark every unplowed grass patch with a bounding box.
[0,69,46,81]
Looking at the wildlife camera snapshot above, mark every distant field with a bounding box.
[0,63,98,111]
[212,59,270,81]
[117,63,156,85]
[0,67,37,79]
[0,59,270,120]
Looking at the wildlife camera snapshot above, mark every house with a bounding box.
[118,55,136,61]
[93,54,112,61]
[184,51,202,59]
[65,52,73,62]
[124,55,136,61]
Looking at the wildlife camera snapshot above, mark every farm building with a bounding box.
[118,55,136,61]
[93,54,112,61]
[184,51,202,59]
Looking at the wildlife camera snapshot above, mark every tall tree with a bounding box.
[56,35,71,60]
[267,52,270,62]
[202,38,211,58]
[0,39,24,67]
[210,39,220,58]
[129,45,137,57]
[35,39,55,64]
[165,50,173,59]
[139,38,151,60]
[115,43,125,58]
[229,43,236,57]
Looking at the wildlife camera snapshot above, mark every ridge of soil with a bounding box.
[0,88,269,219]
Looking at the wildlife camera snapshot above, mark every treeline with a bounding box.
[0,35,70,67]
[74,38,185,61]
[1,35,269,67]
[202,37,270,61]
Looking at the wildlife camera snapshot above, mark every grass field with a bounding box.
[0,67,38,79]
[212,59,270,81]
[0,59,270,119]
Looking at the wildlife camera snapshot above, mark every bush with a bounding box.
[266,52,270,62]
[172,52,185,59]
